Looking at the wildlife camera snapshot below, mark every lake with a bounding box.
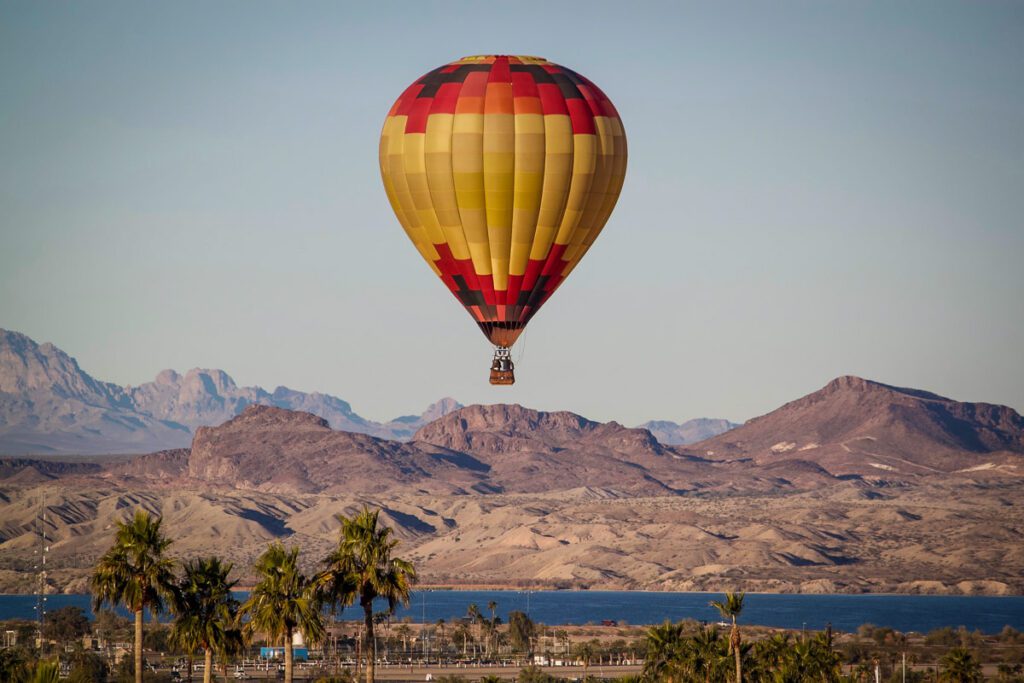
[3,591,1022,634]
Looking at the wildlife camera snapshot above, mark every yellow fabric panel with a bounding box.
[452,112,490,275]
[424,114,472,261]
[553,134,597,247]
[381,118,441,269]
[402,133,449,249]
[561,117,626,275]
[587,118,628,247]
[528,115,574,261]
[483,111,514,289]
[509,113,545,276]
[563,117,615,265]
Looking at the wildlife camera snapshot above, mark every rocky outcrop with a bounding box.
[690,375,1024,476]
[181,405,490,495]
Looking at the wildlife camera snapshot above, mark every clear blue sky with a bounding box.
[2,1,1022,424]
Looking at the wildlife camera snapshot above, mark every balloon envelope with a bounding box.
[379,55,627,347]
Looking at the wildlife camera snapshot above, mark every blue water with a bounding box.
[3,591,1022,634]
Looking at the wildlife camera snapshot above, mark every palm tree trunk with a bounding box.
[732,619,741,683]
[135,608,144,683]
[285,632,294,683]
[186,654,194,683]
[204,647,213,683]
[364,601,376,683]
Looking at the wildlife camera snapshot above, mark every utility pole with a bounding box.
[35,492,48,650]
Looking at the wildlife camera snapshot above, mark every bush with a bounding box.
[925,627,958,647]
[42,607,90,647]
[67,652,110,683]
[999,626,1022,645]
[0,646,32,682]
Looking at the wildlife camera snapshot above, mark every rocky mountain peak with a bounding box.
[420,397,463,422]
[153,369,181,386]
[180,368,238,396]
[417,404,599,441]
[0,328,126,406]
[820,375,949,402]
[413,403,668,461]
[216,403,332,431]
[693,376,1024,475]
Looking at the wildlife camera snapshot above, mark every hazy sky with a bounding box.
[2,1,1022,425]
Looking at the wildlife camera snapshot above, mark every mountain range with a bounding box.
[0,366,1021,595]
[0,329,465,454]
[0,329,733,454]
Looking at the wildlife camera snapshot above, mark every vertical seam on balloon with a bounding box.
[448,65,495,338]
[519,66,597,323]
[507,71,542,325]
[483,57,514,305]
[382,109,437,272]
[564,118,628,279]
[450,69,493,306]
[420,76,480,317]
[561,68,614,271]
[515,68,564,324]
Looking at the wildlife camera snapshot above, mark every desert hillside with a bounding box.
[0,376,1021,595]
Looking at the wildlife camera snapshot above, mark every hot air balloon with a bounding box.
[379,55,627,385]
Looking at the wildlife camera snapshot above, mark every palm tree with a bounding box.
[773,633,840,683]
[643,621,686,683]
[574,641,596,681]
[170,558,239,683]
[395,623,413,657]
[91,508,176,683]
[753,632,789,675]
[710,592,745,682]
[239,543,324,683]
[486,600,499,657]
[452,621,471,657]
[467,604,481,656]
[556,629,570,657]
[29,659,60,683]
[691,627,730,683]
[169,611,201,683]
[939,647,982,682]
[436,619,447,658]
[318,507,417,683]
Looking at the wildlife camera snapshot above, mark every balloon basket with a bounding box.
[489,347,515,386]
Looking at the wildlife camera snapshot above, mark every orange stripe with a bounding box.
[455,96,484,115]
[483,83,514,114]
[513,97,543,115]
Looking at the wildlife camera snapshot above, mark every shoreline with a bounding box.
[3,587,1023,597]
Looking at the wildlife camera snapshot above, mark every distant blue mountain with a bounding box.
[0,328,461,454]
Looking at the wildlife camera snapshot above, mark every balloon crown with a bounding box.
[456,55,550,63]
